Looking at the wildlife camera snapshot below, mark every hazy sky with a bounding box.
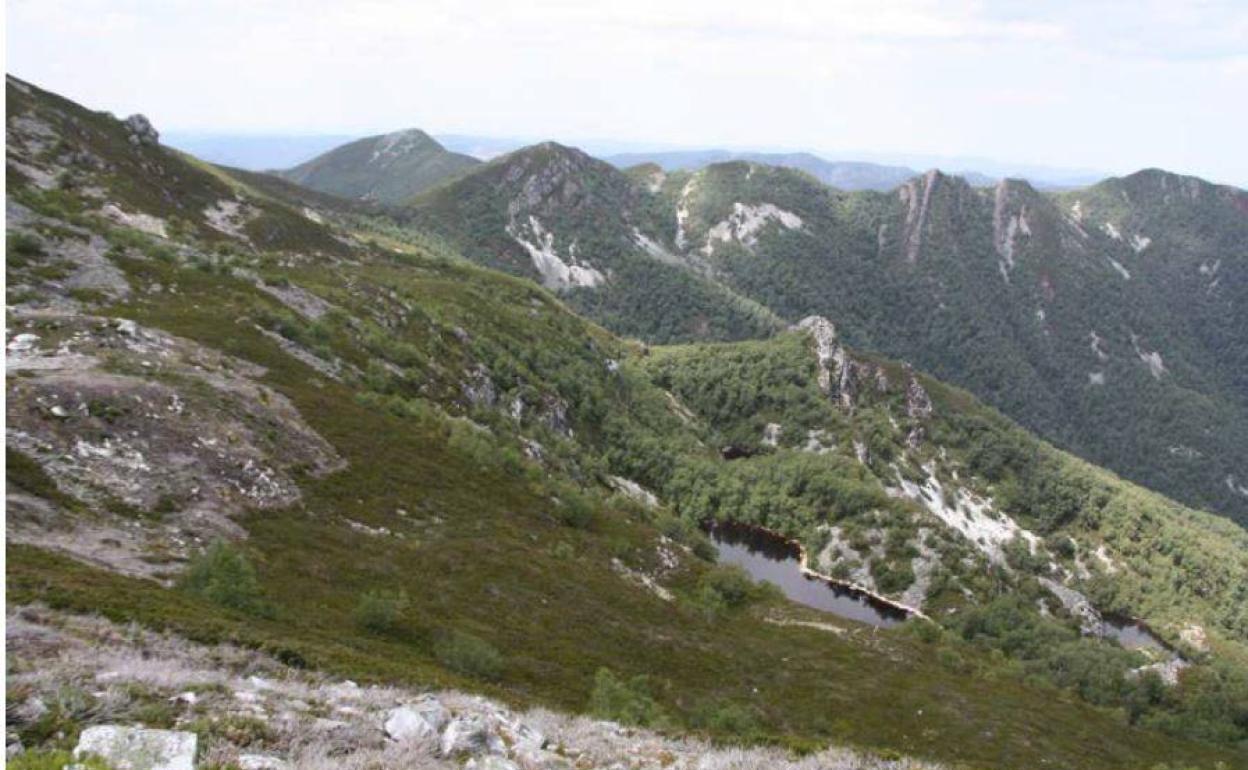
[8,0,1248,184]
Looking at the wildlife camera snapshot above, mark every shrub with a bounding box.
[353,589,410,634]
[7,449,80,511]
[589,668,667,727]
[189,714,273,747]
[692,700,760,738]
[7,232,44,267]
[553,489,595,529]
[698,565,757,608]
[434,630,504,681]
[902,616,944,644]
[8,751,110,770]
[180,540,272,617]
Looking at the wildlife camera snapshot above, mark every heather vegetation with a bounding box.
[5,75,1247,769]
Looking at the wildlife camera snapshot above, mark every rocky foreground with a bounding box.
[5,606,941,770]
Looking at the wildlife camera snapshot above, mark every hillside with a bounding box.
[396,146,1248,525]
[6,75,1248,770]
[278,129,480,204]
[405,142,785,343]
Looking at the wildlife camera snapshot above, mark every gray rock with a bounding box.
[74,725,196,770]
[440,715,505,757]
[513,747,573,770]
[462,365,497,409]
[497,717,546,753]
[385,699,449,742]
[123,114,159,146]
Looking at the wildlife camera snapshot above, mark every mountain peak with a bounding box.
[278,128,479,203]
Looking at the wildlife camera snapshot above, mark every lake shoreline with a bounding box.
[704,519,930,624]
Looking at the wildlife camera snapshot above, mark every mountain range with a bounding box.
[384,140,1248,527]
[7,74,1248,770]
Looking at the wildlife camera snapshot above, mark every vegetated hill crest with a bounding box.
[278,127,480,204]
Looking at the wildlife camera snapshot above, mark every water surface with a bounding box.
[707,522,908,628]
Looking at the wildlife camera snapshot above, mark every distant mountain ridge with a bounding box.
[277,128,479,203]
[606,149,999,191]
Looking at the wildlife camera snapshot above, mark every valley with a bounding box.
[6,73,1248,770]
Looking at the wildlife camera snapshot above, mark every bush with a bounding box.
[434,630,504,680]
[692,700,760,738]
[8,751,110,770]
[354,589,410,634]
[180,540,272,617]
[7,232,44,267]
[589,668,667,727]
[554,489,596,529]
[698,564,757,608]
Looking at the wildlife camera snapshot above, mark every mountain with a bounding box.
[398,148,1248,526]
[606,149,936,191]
[405,142,784,343]
[7,75,1248,769]
[277,128,480,203]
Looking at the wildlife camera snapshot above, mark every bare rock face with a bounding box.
[74,726,196,770]
[792,316,840,397]
[903,365,934,447]
[462,365,497,409]
[123,114,159,146]
[6,314,344,576]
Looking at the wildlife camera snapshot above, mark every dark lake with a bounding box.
[1103,615,1169,652]
[706,521,909,628]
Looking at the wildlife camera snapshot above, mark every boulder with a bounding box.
[123,114,159,146]
[74,726,196,770]
[497,716,546,753]
[440,715,505,757]
[384,699,449,742]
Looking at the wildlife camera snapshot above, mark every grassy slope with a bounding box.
[7,250,1235,769]
[5,75,1244,768]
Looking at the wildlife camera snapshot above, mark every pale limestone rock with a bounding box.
[74,726,196,770]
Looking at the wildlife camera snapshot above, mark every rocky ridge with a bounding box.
[7,606,943,770]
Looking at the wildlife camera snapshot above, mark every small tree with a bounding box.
[180,540,271,617]
[589,668,666,727]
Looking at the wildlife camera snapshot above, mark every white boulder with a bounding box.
[74,726,196,770]
[385,699,450,742]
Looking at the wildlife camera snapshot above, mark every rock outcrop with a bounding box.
[123,114,159,146]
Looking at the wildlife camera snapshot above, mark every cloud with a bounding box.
[5,0,1245,185]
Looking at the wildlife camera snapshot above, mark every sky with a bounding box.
[7,0,1248,185]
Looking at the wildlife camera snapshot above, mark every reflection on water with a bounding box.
[1103,616,1168,651]
[706,521,908,628]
